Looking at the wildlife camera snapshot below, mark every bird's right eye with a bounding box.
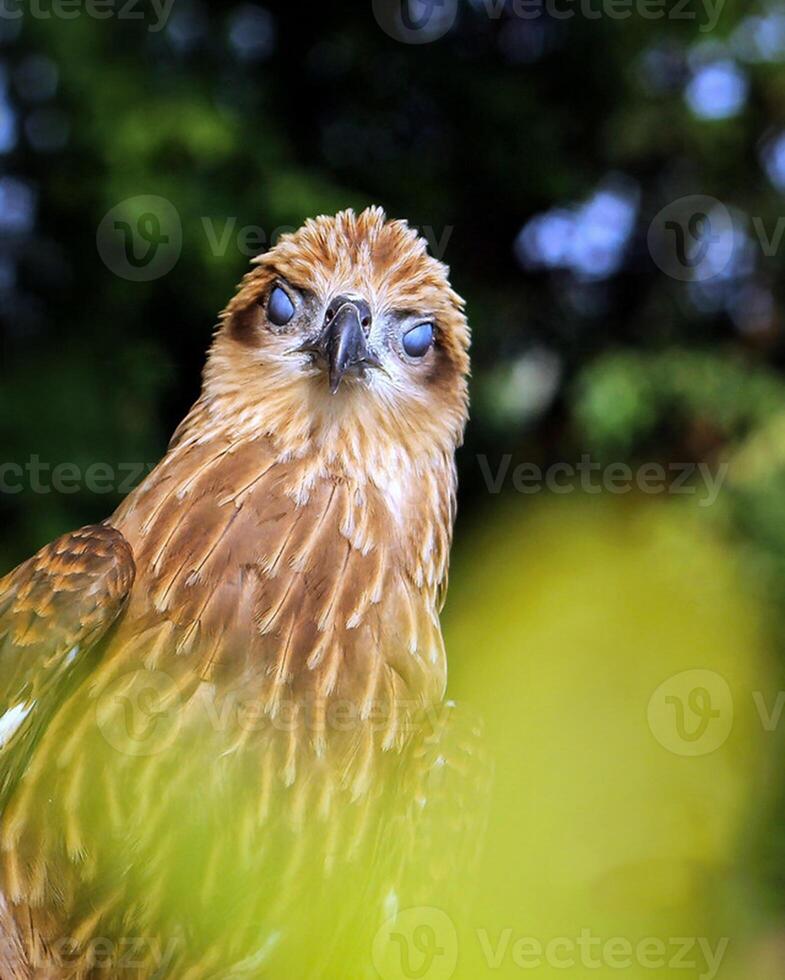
[268,286,295,326]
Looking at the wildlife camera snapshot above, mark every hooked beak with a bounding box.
[298,296,381,394]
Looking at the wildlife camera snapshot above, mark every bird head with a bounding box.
[204,208,470,464]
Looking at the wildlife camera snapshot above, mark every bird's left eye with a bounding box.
[268,286,295,326]
[402,322,435,358]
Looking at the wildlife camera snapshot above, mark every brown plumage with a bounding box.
[0,208,479,977]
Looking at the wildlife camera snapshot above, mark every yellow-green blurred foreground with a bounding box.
[427,493,783,980]
[4,492,782,980]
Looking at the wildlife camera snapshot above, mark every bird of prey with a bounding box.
[0,208,483,978]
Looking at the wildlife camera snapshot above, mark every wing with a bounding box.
[0,524,135,802]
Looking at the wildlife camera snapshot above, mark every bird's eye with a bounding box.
[268,286,295,326]
[402,322,434,358]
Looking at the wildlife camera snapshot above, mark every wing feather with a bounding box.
[0,524,135,803]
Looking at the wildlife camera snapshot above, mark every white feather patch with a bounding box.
[0,700,35,748]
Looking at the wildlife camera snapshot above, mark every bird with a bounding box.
[0,207,481,978]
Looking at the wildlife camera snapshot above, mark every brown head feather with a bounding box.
[201,205,469,464]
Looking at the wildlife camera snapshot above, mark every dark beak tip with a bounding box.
[321,300,379,393]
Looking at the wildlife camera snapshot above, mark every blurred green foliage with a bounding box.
[446,496,783,979]
[574,350,785,457]
[1,0,784,564]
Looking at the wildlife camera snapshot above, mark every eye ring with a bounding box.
[267,285,295,326]
[402,322,435,359]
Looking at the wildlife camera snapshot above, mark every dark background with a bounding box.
[3,0,784,558]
